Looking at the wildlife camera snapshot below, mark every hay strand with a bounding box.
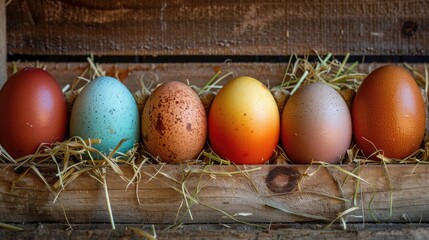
[128,226,157,239]
[266,201,332,221]
[0,222,23,231]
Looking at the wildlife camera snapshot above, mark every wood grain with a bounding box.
[7,62,426,93]
[1,223,429,240]
[6,0,429,56]
[0,0,6,87]
[0,164,428,224]
[8,62,289,92]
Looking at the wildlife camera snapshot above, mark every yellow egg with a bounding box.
[208,76,280,164]
[141,81,207,163]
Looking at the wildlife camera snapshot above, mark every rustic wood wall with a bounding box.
[6,0,429,57]
[0,0,6,87]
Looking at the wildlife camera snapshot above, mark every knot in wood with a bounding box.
[402,21,418,38]
[265,166,299,193]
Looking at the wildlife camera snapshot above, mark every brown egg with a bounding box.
[141,81,207,163]
[0,68,68,159]
[352,65,426,159]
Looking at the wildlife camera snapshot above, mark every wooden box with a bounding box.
[1,0,429,238]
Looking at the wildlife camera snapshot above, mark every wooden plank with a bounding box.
[0,164,428,224]
[6,0,429,56]
[7,62,425,93]
[0,0,6,87]
[7,62,289,92]
[1,223,429,240]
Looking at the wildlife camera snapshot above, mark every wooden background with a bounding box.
[6,0,429,57]
[1,0,5,85]
[4,0,429,88]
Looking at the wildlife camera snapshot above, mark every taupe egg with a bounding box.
[281,82,352,164]
[141,81,207,163]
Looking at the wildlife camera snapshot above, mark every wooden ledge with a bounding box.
[0,164,427,224]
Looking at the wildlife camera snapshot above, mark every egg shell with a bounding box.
[70,76,140,157]
[208,76,280,164]
[281,82,352,164]
[0,67,68,159]
[142,81,207,163]
[352,65,426,159]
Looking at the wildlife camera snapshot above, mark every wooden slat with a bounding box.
[1,223,429,239]
[0,0,6,87]
[8,62,289,92]
[6,0,429,56]
[7,62,425,93]
[0,164,428,224]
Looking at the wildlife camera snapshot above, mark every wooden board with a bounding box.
[6,0,429,56]
[0,0,6,87]
[6,61,426,92]
[1,223,429,240]
[7,62,290,92]
[0,164,428,224]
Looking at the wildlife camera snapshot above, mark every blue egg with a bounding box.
[70,76,140,158]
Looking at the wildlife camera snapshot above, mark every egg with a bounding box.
[70,76,140,158]
[281,83,352,164]
[142,81,207,163]
[208,76,280,164]
[352,65,426,159]
[0,67,67,159]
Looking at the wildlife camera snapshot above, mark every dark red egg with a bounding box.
[0,68,68,159]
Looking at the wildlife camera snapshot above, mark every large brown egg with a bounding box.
[142,81,207,163]
[352,65,426,159]
[0,68,68,159]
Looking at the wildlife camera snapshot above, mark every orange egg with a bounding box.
[208,76,280,164]
[352,65,426,159]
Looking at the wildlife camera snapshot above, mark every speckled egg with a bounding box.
[142,81,207,163]
[70,76,140,158]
